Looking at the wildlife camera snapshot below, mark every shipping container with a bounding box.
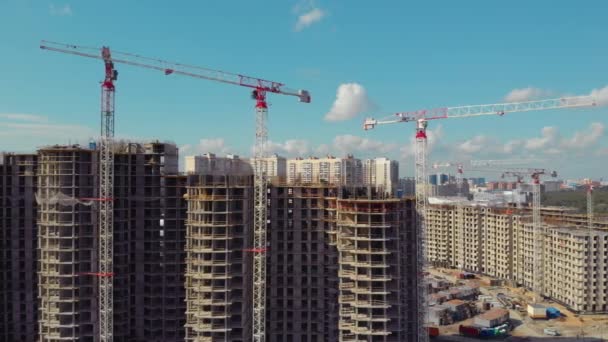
[527,304,547,319]
[459,325,480,337]
[546,307,561,318]
[427,326,440,338]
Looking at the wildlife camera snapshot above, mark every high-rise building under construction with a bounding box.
[182,156,419,341]
[1,142,188,341]
[0,153,38,342]
[3,146,419,341]
[183,156,254,342]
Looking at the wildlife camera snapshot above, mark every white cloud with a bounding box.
[295,8,326,31]
[192,138,231,155]
[333,135,396,155]
[457,135,489,154]
[502,140,523,154]
[503,84,608,106]
[475,122,605,157]
[589,85,608,106]
[49,4,72,16]
[324,83,372,122]
[596,148,608,156]
[561,122,604,148]
[267,139,310,156]
[0,113,95,151]
[179,144,192,155]
[0,113,48,123]
[315,144,330,155]
[504,87,549,102]
[524,126,559,150]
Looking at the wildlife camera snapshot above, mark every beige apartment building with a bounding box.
[362,158,399,195]
[287,155,363,186]
[426,203,608,313]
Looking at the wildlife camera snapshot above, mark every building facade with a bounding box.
[362,158,399,195]
[184,159,254,341]
[266,184,340,341]
[0,153,38,342]
[287,155,363,186]
[426,203,608,313]
[334,190,418,341]
[0,142,188,341]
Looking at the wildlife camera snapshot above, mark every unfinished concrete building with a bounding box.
[13,141,188,341]
[184,157,253,342]
[426,202,608,313]
[37,146,98,340]
[113,141,186,341]
[336,191,417,342]
[266,184,340,342]
[0,153,38,342]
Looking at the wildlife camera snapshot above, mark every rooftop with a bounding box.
[478,308,509,320]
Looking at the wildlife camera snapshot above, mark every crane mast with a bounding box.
[531,173,543,300]
[587,182,594,310]
[363,95,594,341]
[414,120,429,342]
[99,46,116,342]
[252,90,268,342]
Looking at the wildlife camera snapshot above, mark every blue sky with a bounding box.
[1,0,607,179]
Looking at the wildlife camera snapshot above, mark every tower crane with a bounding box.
[587,182,594,230]
[363,96,595,342]
[41,40,311,342]
[501,168,557,300]
[586,181,594,309]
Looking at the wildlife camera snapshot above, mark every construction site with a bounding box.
[1,149,421,341]
[0,36,606,342]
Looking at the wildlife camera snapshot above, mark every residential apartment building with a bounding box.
[266,184,340,342]
[114,142,187,341]
[287,155,363,186]
[185,153,250,175]
[335,191,418,341]
[36,146,99,340]
[426,202,608,313]
[362,158,399,195]
[3,143,421,340]
[184,158,254,341]
[1,142,187,341]
[260,154,287,180]
[0,153,38,342]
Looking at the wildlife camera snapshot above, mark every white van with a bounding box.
[543,328,559,336]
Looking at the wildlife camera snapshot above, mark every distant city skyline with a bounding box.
[1,1,607,179]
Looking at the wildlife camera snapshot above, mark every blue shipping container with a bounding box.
[479,329,493,338]
[546,307,560,318]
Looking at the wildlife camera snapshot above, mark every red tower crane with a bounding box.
[41,40,310,342]
[363,95,595,342]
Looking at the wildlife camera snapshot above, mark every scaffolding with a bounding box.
[336,197,417,342]
[37,147,97,341]
[184,173,253,342]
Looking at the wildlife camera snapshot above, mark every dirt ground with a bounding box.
[428,267,608,341]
